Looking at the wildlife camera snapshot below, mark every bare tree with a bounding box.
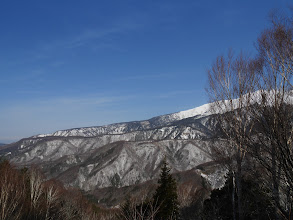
[206,11,293,219]
[177,182,199,208]
[206,50,260,220]
[28,167,45,218]
[43,179,63,220]
[119,191,160,220]
[247,13,293,217]
[0,161,24,220]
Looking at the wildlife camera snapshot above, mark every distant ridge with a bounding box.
[33,89,290,139]
[33,102,213,138]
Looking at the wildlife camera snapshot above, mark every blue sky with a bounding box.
[0,0,291,143]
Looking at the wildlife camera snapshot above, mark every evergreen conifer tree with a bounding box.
[153,158,180,220]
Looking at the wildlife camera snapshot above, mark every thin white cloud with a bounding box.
[0,69,46,85]
[120,73,173,81]
[156,90,196,99]
[14,69,45,81]
[38,95,134,106]
[40,21,139,52]
[64,27,128,49]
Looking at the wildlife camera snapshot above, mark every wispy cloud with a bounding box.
[40,21,139,53]
[64,27,128,49]
[14,69,45,81]
[38,95,134,107]
[120,73,173,81]
[14,21,140,68]
[156,90,196,99]
[0,69,46,85]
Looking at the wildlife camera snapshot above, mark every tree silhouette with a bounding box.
[153,158,179,220]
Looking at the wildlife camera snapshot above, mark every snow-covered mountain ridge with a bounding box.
[1,102,220,193]
[34,89,293,139]
[34,103,212,138]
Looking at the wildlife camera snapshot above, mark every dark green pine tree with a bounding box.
[153,158,180,220]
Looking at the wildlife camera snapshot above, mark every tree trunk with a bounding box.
[272,144,280,220]
[236,158,243,220]
[232,172,237,220]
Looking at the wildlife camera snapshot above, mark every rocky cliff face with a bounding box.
[0,103,225,193]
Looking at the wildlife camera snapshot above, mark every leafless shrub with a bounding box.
[0,161,24,220]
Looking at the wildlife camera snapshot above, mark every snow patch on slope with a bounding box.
[175,103,212,120]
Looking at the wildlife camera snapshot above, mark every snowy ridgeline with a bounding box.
[33,103,213,138]
[34,90,293,139]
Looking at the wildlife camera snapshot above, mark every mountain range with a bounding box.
[0,102,227,206]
